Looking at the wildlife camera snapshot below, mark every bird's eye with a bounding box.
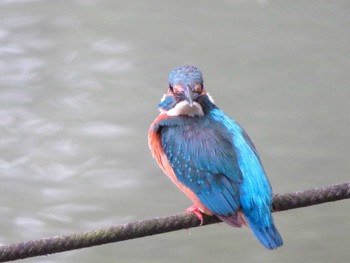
[194,84,203,94]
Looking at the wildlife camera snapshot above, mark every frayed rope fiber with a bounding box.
[0,181,349,262]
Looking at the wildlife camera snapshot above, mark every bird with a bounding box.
[148,65,283,249]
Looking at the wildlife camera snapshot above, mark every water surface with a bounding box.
[0,1,349,262]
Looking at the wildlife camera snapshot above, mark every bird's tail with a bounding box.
[246,217,283,249]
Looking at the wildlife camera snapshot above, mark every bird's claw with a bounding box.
[186,205,204,225]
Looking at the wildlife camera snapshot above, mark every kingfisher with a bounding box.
[148,65,283,249]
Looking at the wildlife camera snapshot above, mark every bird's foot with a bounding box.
[186,205,204,225]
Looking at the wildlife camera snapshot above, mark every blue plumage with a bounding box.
[158,115,242,215]
[149,65,283,249]
[210,106,283,249]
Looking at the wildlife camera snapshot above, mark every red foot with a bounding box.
[186,205,204,225]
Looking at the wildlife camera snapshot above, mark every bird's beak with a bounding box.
[184,85,194,107]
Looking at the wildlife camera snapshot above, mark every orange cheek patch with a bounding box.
[172,85,183,94]
[166,88,172,95]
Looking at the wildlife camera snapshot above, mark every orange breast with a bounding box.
[148,113,212,215]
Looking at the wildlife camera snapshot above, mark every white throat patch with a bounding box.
[166,101,204,117]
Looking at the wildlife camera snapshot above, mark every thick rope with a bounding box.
[0,181,349,262]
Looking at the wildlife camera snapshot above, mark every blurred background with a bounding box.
[0,0,349,262]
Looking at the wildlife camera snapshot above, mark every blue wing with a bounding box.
[158,116,242,216]
[157,106,282,248]
[209,108,283,249]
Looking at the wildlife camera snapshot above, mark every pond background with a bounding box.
[0,1,349,262]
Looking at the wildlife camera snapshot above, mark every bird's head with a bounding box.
[158,65,215,117]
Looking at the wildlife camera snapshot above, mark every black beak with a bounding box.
[183,85,194,107]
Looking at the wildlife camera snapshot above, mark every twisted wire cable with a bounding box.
[0,181,349,262]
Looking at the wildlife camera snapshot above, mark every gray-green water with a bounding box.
[1,1,349,262]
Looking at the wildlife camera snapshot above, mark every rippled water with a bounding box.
[1,1,349,263]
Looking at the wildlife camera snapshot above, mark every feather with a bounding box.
[149,65,283,249]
